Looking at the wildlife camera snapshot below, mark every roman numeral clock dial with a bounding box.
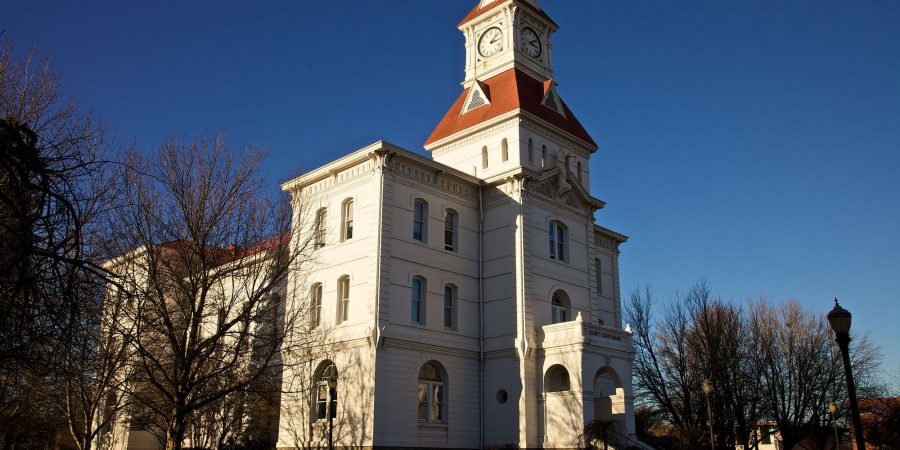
[520,26,542,58]
[478,27,503,58]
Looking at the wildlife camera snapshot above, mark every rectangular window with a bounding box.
[413,201,425,242]
[549,222,567,261]
[595,257,603,295]
[443,286,454,329]
[311,285,322,327]
[343,200,353,241]
[444,212,456,251]
[549,226,555,257]
[556,226,566,261]
[417,383,427,420]
[316,384,328,420]
[431,385,443,421]
[339,277,349,322]
[412,278,424,324]
[314,208,326,248]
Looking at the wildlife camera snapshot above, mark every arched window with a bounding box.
[313,360,338,421]
[337,275,350,323]
[413,199,427,242]
[595,257,603,295]
[549,220,567,261]
[444,210,457,251]
[314,207,327,248]
[443,284,457,330]
[411,277,426,325]
[418,362,446,423]
[341,198,354,241]
[481,146,489,169]
[501,138,509,162]
[544,364,570,392]
[528,138,534,162]
[310,283,322,327]
[551,291,570,324]
[541,144,547,168]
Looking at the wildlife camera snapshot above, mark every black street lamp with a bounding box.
[827,299,865,450]
[324,366,338,450]
[828,400,841,450]
[702,379,715,450]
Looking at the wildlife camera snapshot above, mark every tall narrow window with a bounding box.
[417,362,446,423]
[595,257,603,295]
[549,221,567,261]
[413,200,427,242]
[314,208,327,248]
[551,291,569,324]
[577,161,583,183]
[411,277,425,324]
[314,361,338,421]
[443,285,456,329]
[528,138,534,162]
[541,145,547,168]
[444,210,457,251]
[481,146,489,169]
[341,199,354,241]
[337,276,350,323]
[310,284,322,327]
[501,138,509,162]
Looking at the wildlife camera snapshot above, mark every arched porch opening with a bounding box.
[593,367,625,428]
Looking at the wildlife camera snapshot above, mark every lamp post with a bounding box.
[324,366,338,450]
[702,379,715,450]
[827,299,865,450]
[829,401,841,450]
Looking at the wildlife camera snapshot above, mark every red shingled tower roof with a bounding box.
[424,68,596,149]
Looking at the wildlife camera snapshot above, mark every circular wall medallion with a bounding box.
[496,389,509,404]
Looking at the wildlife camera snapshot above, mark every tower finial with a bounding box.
[834,297,839,306]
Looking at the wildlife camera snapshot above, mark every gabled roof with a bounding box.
[458,0,557,29]
[424,68,596,149]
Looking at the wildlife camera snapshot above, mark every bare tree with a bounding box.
[1,43,116,450]
[59,283,136,450]
[106,134,322,450]
[748,298,882,450]
[684,284,762,449]
[627,284,706,448]
[627,284,883,450]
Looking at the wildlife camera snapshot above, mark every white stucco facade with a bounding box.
[276,3,640,448]
[108,2,641,449]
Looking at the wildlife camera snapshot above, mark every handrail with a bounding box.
[607,428,661,450]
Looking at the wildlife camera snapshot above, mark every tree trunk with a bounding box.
[164,411,188,450]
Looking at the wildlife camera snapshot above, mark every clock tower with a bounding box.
[461,0,556,84]
[425,0,598,188]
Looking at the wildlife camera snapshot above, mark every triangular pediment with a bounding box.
[541,80,566,118]
[462,80,491,114]
[530,167,605,212]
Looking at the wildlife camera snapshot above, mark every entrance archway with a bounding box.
[593,367,625,427]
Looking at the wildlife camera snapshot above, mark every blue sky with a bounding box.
[6,1,899,377]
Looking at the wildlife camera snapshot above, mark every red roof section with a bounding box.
[424,69,596,149]
[459,0,557,28]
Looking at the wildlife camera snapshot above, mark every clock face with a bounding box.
[478,27,504,58]
[520,27,542,58]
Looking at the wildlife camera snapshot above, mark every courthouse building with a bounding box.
[275,1,641,448]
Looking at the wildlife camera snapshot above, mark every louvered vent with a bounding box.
[467,90,486,111]
[543,90,560,113]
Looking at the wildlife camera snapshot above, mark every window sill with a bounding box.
[417,421,448,429]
